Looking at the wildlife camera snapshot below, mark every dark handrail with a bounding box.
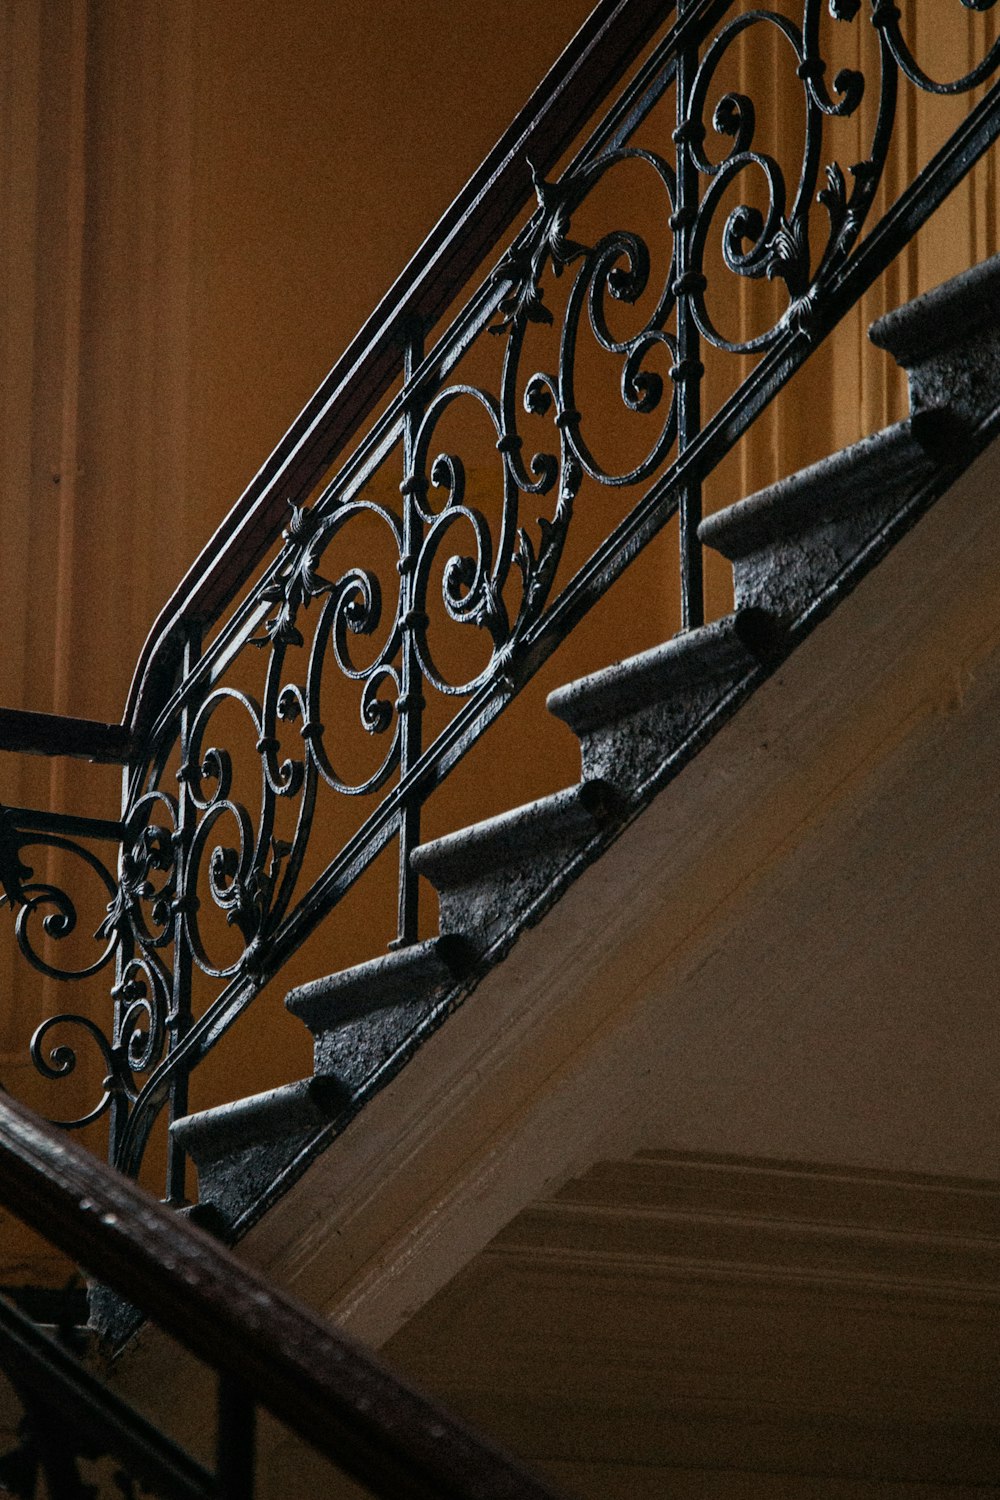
[123,0,672,738]
[0,1090,563,1500]
[0,708,134,764]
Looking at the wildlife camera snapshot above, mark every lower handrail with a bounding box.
[0,1090,563,1500]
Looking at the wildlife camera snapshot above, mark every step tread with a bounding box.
[411,780,624,890]
[870,249,1000,366]
[172,1077,346,1165]
[547,611,778,738]
[285,936,470,1033]
[698,420,926,562]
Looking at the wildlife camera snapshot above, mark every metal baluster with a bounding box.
[673,0,706,632]
[166,624,201,1205]
[108,764,134,1173]
[216,1373,256,1499]
[393,322,427,948]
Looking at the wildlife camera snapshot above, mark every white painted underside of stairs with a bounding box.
[235,430,1000,1358]
[384,1151,1000,1496]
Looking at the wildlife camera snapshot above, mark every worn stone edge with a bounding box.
[285,935,471,1031]
[546,610,779,738]
[410,780,625,891]
[698,421,926,562]
[870,250,1000,367]
[171,1077,348,1167]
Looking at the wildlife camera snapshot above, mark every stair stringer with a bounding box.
[228,423,1000,1351]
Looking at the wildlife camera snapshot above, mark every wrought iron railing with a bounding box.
[0,1089,562,1498]
[2,0,999,1200]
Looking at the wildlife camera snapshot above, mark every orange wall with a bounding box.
[184,0,594,599]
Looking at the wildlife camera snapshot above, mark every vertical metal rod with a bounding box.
[166,623,201,1205]
[107,763,133,1170]
[673,0,705,632]
[216,1373,256,1499]
[393,322,426,948]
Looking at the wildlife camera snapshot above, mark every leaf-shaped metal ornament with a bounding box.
[490,162,589,334]
[253,502,332,646]
[765,215,811,298]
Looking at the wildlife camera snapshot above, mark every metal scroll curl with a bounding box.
[682,5,865,349]
[26,952,171,1132]
[100,798,177,953]
[113,501,406,988]
[0,804,173,1128]
[0,808,133,1130]
[490,146,680,488]
[682,1,1000,349]
[879,0,1000,95]
[0,832,118,984]
[256,496,405,794]
[29,1013,122,1131]
[11,799,176,1132]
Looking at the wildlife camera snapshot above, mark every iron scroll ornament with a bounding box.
[0,808,133,1131]
[14,0,1000,1182]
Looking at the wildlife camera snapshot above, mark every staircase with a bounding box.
[2,3,1000,1495]
[172,253,1000,1243]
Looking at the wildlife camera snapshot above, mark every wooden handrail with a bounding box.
[0,707,135,764]
[0,1090,563,1500]
[123,0,672,739]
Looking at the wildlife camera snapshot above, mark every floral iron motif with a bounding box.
[491,163,590,333]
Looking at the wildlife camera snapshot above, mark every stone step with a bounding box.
[285,936,472,1085]
[870,248,1000,432]
[547,610,780,793]
[410,781,625,953]
[698,420,932,622]
[171,1077,347,1227]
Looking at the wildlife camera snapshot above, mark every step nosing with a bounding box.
[410,780,623,888]
[870,250,1000,365]
[172,1078,342,1162]
[698,421,924,559]
[547,611,777,733]
[285,935,469,1028]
